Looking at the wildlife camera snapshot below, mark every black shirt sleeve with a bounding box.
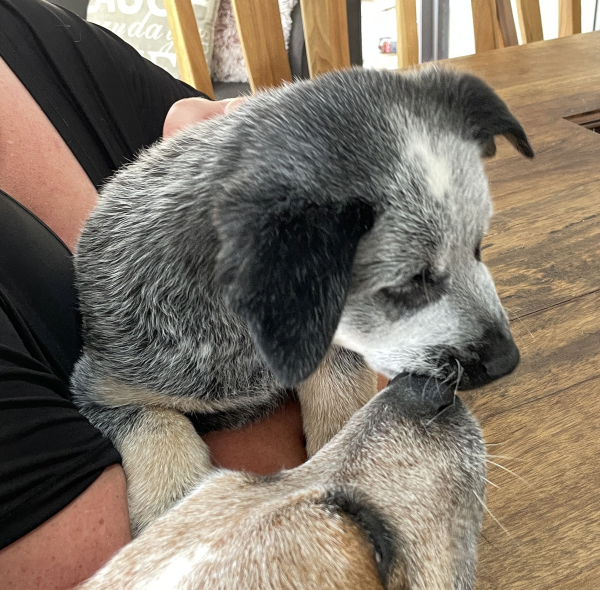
[0,0,207,190]
[0,292,122,549]
[0,190,122,549]
[0,0,209,548]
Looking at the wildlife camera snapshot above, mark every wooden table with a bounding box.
[441,32,600,589]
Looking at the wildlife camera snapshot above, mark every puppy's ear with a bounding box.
[216,195,375,387]
[455,72,534,159]
[323,487,397,586]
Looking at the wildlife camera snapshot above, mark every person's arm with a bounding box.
[1,466,130,590]
[0,4,305,587]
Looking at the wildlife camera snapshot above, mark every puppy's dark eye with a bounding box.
[379,267,441,313]
[474,241,482,261]
[411,267,435,286]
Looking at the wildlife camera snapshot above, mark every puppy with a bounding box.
[79,374,486,590]
[71,67,532,534]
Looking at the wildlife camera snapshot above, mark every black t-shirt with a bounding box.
[0,0,205,548]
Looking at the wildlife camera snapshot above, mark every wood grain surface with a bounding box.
[495,0,519,47]
[515,0,544,42]
[395,0,418,68]
[472,0,502,52]
[438,33,600,588]
[559,0,582,38]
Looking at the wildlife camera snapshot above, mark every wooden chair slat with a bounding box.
[164,0,214,99]
[472,0,503,52]
[496,0,519,47]
[300,0,351,79]
[559,0,582,37]
[395,0,418,68]
[516,0,544,43]
[231,0,292,92]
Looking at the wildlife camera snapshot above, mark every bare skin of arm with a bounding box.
[0,58,306,590]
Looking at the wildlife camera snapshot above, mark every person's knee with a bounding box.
[0,465,131,590]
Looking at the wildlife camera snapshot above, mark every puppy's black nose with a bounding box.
[386,373,455,415]
[455,327,520,389]
[480,329,520,380]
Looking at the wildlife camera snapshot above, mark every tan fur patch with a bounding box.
[297,348,377,456]
[79,476,385,590]
[115,407,213,536]
[79,384,485,590]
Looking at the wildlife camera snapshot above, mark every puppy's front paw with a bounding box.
[298,348,377,457]
[118,407,213,536]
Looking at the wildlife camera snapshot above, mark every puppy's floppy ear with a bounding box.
[323,487,397,586]
[216,192,375,387]
[454,72,534,159]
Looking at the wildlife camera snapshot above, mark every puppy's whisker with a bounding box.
[504,305,524,321]
[421,374,437,403]
[514,314,536,340]
[484,477,499,489]
[473,491,516,542]
[486,454,525,463]
[453,359,464,396]
[424,403,453,427]
[486,460,532,487]
[422,268,430,303]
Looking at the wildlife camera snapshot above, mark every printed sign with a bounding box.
[87,0,219,78]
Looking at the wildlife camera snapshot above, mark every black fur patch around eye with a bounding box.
[378,269,446,319]
[323,488,397,586]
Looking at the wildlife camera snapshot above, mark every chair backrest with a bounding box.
[515,0,544,43]
[165,0,584,98]
[397,0,583,68]
[516,0,581,43]
[396,0,520,68]
[164,0,351,98]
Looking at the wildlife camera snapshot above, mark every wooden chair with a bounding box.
[396,0,519,68]
[163,0,351,99]
[516,0,581,43]
[396,0,583,69]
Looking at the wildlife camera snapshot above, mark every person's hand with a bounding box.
[163,97,245,138]
[163,96,308,476]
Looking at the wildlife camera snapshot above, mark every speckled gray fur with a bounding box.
[71,67,532,536]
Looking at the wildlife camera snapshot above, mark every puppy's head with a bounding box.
[297,372,487,589]
[215,67,532,388]
[172,376,477,590]
[79,375,484,590]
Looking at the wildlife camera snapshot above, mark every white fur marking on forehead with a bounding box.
[409,137,452,203]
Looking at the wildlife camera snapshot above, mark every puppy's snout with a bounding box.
[387,373,455,415]
[453,326,520,390]
[480,327,520,379]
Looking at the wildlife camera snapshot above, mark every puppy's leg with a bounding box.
[77,401,213,536]
[119,406,213,536]
[297,346,377,457]
[72,355,214,534]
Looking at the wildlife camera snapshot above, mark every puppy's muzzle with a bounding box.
[446,326,520,390]
[386,372,458,416]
